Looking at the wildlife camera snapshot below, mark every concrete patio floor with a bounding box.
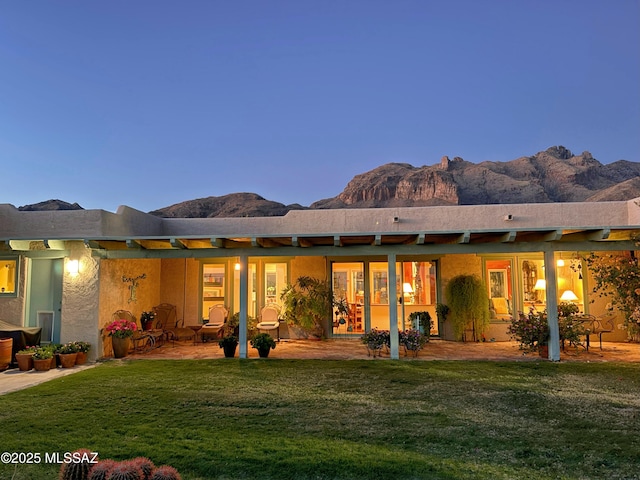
[127,338,640,362]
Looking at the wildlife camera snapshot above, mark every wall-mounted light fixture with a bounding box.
[234,262,241,271]
[393,216,400,223]
[503,214,514,221]
[67,259,80,276]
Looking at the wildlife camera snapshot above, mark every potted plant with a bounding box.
[105,318,138,358]
[508,308,549,354]
[73,341,91,365]
[15,346,37,371]
[360,329,387,357]
[408,311,432,336]
[32,347,53,371]
[400,329,428,357]
[218,335,238,358]
[250,333,276,358]
[280,276,338,339]
[57,342,79,368]
[140,311,156,331]
[444,275,489,341]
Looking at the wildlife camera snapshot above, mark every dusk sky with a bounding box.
[1,0,638,213]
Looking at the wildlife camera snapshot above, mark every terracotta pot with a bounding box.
[112,336,131,358]
[0,338,12,371]
[538,345,549,358]
[75,351,88,365]
[59,353,77,368]
[33,358,51,371]
[15,353,33,371]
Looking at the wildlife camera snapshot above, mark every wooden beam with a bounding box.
[83,240,101,249]
[416,233,426,245]
[210,238,225,248]
[169,238,186,249]
[457,232,471,244]
[543,230,563,242]
[500,231,517,243]
[334,235,341,247]
[126,239,144,249]
[374,235,382,246]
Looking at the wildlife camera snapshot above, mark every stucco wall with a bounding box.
[159,258,200,326]
[98,258,161,357]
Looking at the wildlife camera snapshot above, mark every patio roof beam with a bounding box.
[500,231,517,243]
[126,239,144,249]
[210,238,225,248]
[457,232,471,244]
[43,240,65,250]
[170,238,186,249]
[543,230,564,242]
[84,240,101,249]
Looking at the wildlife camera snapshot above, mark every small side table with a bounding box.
[188,325,203,345]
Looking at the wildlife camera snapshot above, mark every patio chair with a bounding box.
[591,313,615,350]
[202,305,228,342]
[153,303,195,344]
[257,304,281,341]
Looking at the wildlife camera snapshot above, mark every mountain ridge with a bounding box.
[15,146,640,217]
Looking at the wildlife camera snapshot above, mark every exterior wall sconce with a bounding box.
[67,259,80,276]
[503,214,514,221]
[393,216,400,223]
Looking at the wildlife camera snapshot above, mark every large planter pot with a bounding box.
[257,347,271,358]
[15,353,34,372]
[33,358,51,371]
[75,351,88,365]
[223,343,238,358]
[538,345,549,359]
[0,338,13,371]
[59,353,77,368]
[112,337,131,358]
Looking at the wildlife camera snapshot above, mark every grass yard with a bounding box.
[0,359,639,480]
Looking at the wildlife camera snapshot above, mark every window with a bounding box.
[264,263,287,307]
[0,259,17,295]
[399,261,436,305]
[202,264,225,318]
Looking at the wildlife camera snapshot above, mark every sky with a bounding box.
[1,0,639,213]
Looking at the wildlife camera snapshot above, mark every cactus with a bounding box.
[106,460,143,480]
[59,449,96,480]
[88,460,117,480]
[149,465,182,480]
[130,457,155,480]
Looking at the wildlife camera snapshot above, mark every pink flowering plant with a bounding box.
[508,308,549,352]
[106,318,137,338]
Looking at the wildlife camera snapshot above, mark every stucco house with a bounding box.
[1,197,639,362]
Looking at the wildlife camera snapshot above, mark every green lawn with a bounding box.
[0,360,639,480]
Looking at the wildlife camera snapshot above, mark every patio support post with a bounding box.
[238,255,249,359]
[388,253,399,359]
[544,250,560,361]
